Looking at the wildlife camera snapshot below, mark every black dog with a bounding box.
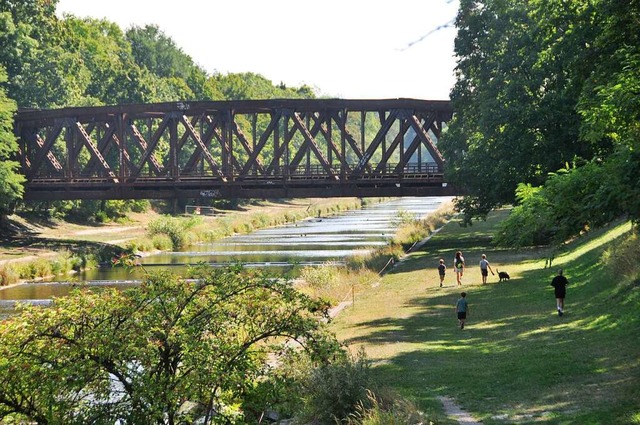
[497,269,510,282]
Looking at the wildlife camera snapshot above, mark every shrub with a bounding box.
[25,259,53,279]
[151,234,173,251]
[296,348,373,424]
[49,253,72,275]
[0,265,19,286]
[250,212,270,228]
[347,244,404,274]
[147,215,201,250]
[346,389,431,425]
[129,199,150,213]
[125,238,154,253]
[602,230,639,277]
[300,264,340,289]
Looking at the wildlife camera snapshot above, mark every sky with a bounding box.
[56,0,459,100]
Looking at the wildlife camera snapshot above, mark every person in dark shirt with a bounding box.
[455,292,469,329]
[438,258,446,288]
[453,251,465,286]
[550,269,569,316]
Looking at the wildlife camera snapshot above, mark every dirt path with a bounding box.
[438,396,482,425]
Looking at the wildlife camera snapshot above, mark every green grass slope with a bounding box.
[331,210,639,424]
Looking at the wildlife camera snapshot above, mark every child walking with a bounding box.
[453,251,465,286]
[479,254,495,285]
[455,292,469,329]
[438,258,446,288]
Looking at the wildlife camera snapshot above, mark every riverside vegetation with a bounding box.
[0,199,457,424]
[0,198,380,287]
[0,202,637,423]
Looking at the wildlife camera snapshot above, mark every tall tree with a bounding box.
[0,0,87,108]
[440,0,605,222]
[0,66,24,219]
[126,24,220,101]
[447,0,639,244]
[578,0,640,221]
[61,16,156,105]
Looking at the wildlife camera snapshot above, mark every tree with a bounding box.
[440,0,606,223]
[61,16,156,106]
[126,24,220,101]
[214,72,317,100]
[0,0,85,108]
[0,265,340,424]
[0,66,24,219]
[578,0,640,222]
[450,0,640,245]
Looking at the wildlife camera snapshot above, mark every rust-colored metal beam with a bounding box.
[14,98,455,201]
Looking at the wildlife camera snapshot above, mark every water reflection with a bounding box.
[0,197,451,302]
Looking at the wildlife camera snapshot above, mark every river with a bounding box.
[0,197,451,308]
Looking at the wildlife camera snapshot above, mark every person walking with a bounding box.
[453,251,465,286]
[455,292,469,329]
[550,269,569,316]
[438,258,446,288]
[479,254,495,285]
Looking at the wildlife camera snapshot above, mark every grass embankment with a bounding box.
[330,210,639,424]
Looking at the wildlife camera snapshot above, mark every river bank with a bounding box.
[0,198,382,287]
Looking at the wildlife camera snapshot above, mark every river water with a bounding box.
[0,197,451,307]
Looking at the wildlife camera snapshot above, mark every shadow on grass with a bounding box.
[338,218,639,424]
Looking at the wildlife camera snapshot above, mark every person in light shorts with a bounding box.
[453,251,465,286]
[479,254,495,285]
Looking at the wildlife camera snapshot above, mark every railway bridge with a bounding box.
[14,98,455,201]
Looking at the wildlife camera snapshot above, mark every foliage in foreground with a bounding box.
[0,265,342,424]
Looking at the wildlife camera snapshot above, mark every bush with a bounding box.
[20,259,53,279]
[346,389,432,425]
[0,265,19,286]
[49,253,72,275]
[347,244,404,274]
[300,264,340,289]
[151,234,173,251]
[125,239,153,253]
[602,230,639,277]
[296,348,373,424]
[129,199,150,213]
[147,215,202,250]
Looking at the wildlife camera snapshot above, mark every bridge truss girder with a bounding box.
[14,99,455,201]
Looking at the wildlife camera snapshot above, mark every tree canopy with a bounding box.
[0,0,317,220]
[0,265,340,424]
[441,0,639,244]
[0,65,24,217]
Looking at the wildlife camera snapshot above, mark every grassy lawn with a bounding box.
[330,211,639,424]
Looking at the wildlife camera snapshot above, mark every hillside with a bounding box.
[330,211,639,424]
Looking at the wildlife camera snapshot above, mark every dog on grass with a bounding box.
[497,269,510,282]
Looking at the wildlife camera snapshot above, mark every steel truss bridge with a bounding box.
[14,98,455,201]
